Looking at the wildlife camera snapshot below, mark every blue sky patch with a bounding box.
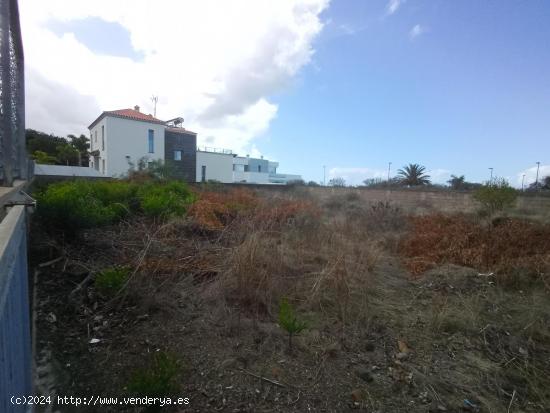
[48,17,144,61]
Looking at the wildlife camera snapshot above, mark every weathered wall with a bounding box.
[220,184,550,217]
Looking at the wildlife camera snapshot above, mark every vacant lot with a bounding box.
[32,182,550,412]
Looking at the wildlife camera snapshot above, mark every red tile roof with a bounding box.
[88,108,166,129]
[107,108,163,123]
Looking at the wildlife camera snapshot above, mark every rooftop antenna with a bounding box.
[151,95,158,117]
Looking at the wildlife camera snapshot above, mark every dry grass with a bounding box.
[400,214,550,287]
[33,185,550,412]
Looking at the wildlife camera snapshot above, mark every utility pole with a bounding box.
[151,95,158,117]
[387,162,392,182]
[535,161,541,189]
[521,174,525,192]
[323,165,326,186]
[489,167,493,184]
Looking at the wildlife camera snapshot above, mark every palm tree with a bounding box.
[447,174,466,190]
[397,163,431,186]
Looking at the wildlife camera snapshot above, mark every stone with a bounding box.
[355,367,374,383]
[351,389,363,402]
[325,342,340,358]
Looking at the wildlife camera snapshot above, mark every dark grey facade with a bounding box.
[164,128,196,182]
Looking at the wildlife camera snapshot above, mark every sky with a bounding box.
[20,0,550,187]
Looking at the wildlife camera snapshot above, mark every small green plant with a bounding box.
[278,298,307,354]
[127,352,181,408]
[473,178,518,216]
[95,266,130,297]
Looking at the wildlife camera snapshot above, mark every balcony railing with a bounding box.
[197,146,233,155]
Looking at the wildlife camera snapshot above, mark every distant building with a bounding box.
[88,106,196,179]
[87,106,301,184]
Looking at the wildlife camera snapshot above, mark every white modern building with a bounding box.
[88,106,301,184]
[196,148,234,183]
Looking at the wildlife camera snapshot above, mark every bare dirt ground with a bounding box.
[32,188,550,412]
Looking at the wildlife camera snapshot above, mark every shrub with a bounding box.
[36,179,195,235]
[473,178,518,216]
[278,298,307,354]
[95,266,131,297]
[127,352,181,409]
[187,188,259,230]
[345,191,361,202]
[400,214,550,287]
[36,180,132,235]
[137,181,195,217]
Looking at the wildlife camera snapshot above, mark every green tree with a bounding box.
[397,163,431,186]
[31,150,57,164]
[26,129,68,158]
[473,178,517,215]
[68,134,90,166]
[56,143,80,166]
[447,174,466,190]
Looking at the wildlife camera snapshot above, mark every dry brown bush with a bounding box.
[400,214,550,288]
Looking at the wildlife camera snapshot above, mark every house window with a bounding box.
[201,165,206,182]
[244,165,249,172]
[101,125,105,151]
[174,150,182,161]
[102,159,105,174]
[148,129,154,153]
[258,165,261,172]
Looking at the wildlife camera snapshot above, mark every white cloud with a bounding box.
[386,0,404,16]
[426,168,451,184]
[516,164,550,188]
[20,0,329,154]
[409,24,427,40]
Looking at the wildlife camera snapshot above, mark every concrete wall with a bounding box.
[196,151,234,183]
[164,129,196,182]
[230,185,550,217]
[92,116,165,177]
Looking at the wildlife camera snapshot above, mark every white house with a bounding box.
[88,106,301,184]
[88,106,166,177]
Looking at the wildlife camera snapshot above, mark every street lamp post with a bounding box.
[521,174,525,192]
[387,162,392,182]
[535,161,541,189]
[489,167,493,184]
